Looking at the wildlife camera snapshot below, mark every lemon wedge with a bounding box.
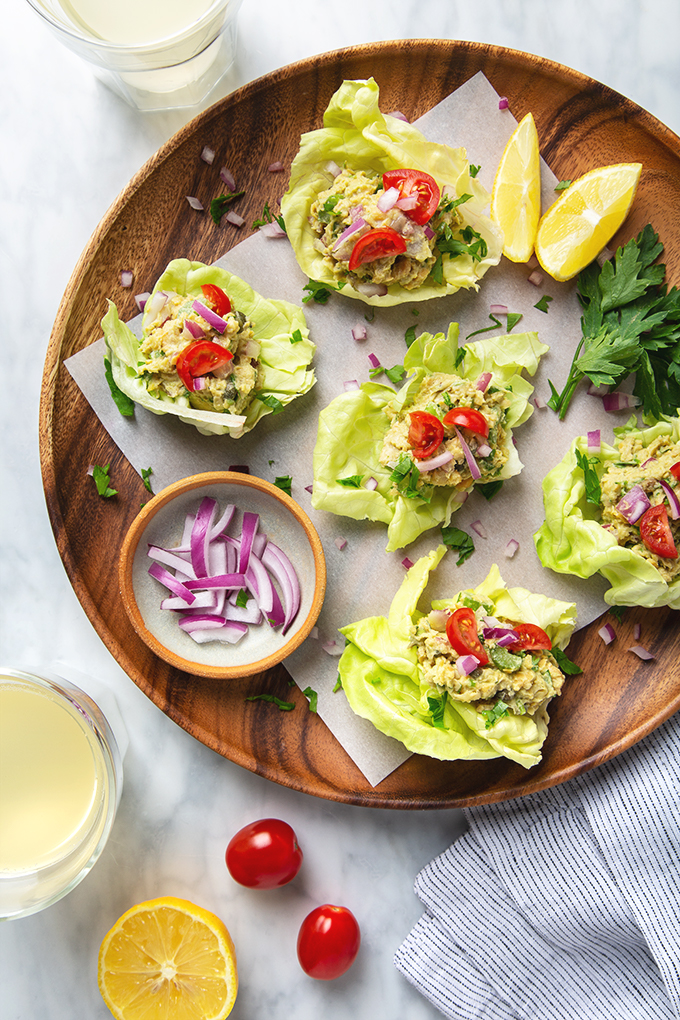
[490,112,541,263]
[535,162,642,281]
[98,897,238,1020]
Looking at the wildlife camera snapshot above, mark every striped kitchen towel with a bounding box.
[394,712,680,1020]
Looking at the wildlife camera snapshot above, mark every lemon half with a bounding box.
[490,112,541,263]
[98,896,238,1020]
[535,162,642,281]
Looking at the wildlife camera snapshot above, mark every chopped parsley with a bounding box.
[210,190,245,224]
[390,454,428,501]
[575,449,602,504]
[337,475,364,488]
[427,693,447,729]
[551,647,583,676]
[141,466,153,493]
[555,180,572,191]
[469,165,481,178]
[441,524,475,565]
[245,693,295,711]
[257,393,284,414]
[609,605,628,623]
[290,328,303,344]
[405,324,417,348]
[476,479,504,501]
[316,195,341,223]
[104,357,135,416]
[483,701,509,728]
[438,192,473,214]
[235,589,250,608]
[436,222,488,262]
[506,311,523,331]
[534,294,553,313]
[302,686,318,712]
[466,313,503,340]
[91,463,117,498]
[251,200,285,232]
[274,475,292,496]
[303,278,345,304]
[332,676,343,692]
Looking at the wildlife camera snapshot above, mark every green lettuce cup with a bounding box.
[311,323,548,551]
[534,416,680,608]
[102,258,315,437]
[338,549,577,769]
[280,78,502,306]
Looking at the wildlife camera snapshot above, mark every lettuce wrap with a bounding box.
[338,550,577,769]
[312,324,548,550]
[280,78,502,306]
[534,415,680,608]
[102,259,315,437]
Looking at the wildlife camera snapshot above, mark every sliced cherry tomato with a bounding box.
[348,227,407,271]
[200,283,231,316]
[382,168,441,225]
[225,818,303,889]
[639,503,678,559]
[297,904,360,980]
[445,607,489,666]
[506,623,552,652]
[442,406,489,438]
[176,340,233,392]
[670,462,680,481]
[408,411,445,459]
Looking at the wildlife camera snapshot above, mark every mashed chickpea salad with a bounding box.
[102,259,315,437]
[281,78,502,306]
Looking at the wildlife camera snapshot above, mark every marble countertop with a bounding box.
[1,1,678,1017]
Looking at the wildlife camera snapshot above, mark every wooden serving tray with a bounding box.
[40,40,680,808]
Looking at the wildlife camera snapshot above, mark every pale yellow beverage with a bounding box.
[0,671,121,919]
[57,0,215,46]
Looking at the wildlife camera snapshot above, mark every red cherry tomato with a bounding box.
[176,340,233,392]
[297,904,361,980]
[348,227,407,270]
[408,411,445,459]
[442,406,489,438]
[445,607,489,666]
[506,623,552,652]
[201,283,232,316]
[670,462,680,481]
[225,818,303,889]
[382,168,441,225]
[639,503,678,559]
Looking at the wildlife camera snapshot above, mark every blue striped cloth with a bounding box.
[395,713,680,1019]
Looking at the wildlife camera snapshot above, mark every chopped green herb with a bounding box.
[555,180,572,191]
[235,589,249,608]
[469,165,481,178]
[91,463,117,499]
[436,222,488,262]
[245,693,295,711]
[290,328,303,344]
[141,466,153,493]
[609,605,628,623]
[441,525,475,565]
[427,693,447,729]
[302,686,318,712]
[476,479,504,501]
[405,324,417,348]
[466,313,502,340]
[257,393,284,414]
[551,647,583,676]
[332,676,343,693]
[455,347,466,369]
[303,278,345,304]
[104,358,135,416]
[316,195,340,223]
[251,200,285,232]
[438,192,473,213]
[390,454,427,501]
[506,311,523,331]
[534,294,553,314]
[210,190,245,224]
[575,449,602,504]
[483,701,509,728]
[274,475,292,496]
[337,475,364,488]
[385,364,407,386]
[412,308,420,316]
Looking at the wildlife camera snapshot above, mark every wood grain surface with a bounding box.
[39,40,680,809]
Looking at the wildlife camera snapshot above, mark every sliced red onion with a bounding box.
[182,318,205,340]
[457,654,480,676]
[190,497,219,578]
[259,221,287,238]
[598,623,616,645]
[161,591,215,611]
[365,477,378,491]
[352,324,368,341]
[388,110,409,122]
[190,622,248,645]
[148,562,196,602]
[322,640,343,656]
[659,479,680,519]
[355,281,388,297]
[144,290,169,321]
[377,186,400,212]
[305,484,314,494]
[238,511,259,574]
[225,210,245,227]
[335,537,347,551]
[200,145,215,164]
[120,270,133,288]
[349,204,364,221]
[498,97,509,110]
[186,196,204,211]
[396,194,419,211]
[192,299,227,334]
[367,352,381,368]
[266,586,286,629]
[325,160,342,177]
[470,519,487,538]
[482,624,518,642]
[402,557,414,570]
[135,292,151,311]
[527,269,543,286]
[147,545,196,577]
[533,395,546,409]
[476,442,492,457]
[179,613,228,633]
[245,555,274,614]
[455,426,481,480]
[225,601,262,625]
[629,644,655,660]
[640,456,656,468]
[211,503,236,539]
[496,630,521,647]
[184,572,246,592]
[634,622,642,641]
[332,217,367,252]
[268,161,284,172]
[489,304,508,315]
[587,430,601,453]
[262,543,301,635]
[344,380,360,391]
[603,391,640,412]
[415,450,454,473]
[219,166,236,189]
[476,372,492,392]
[616,485,650,523]
[505,539,519,558]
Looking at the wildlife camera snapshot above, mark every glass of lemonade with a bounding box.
[24,0,244,112]
[0,668,123,920]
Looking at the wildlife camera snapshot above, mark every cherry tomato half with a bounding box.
[639,503,678,559]
[445,607,489,666]
[442,406,489,438]
[348,227,407,271]
[297,904,361,980]
[176,340,233,392]
[408,411,445,459]
[506,623,552,652]
[201,283,232,316]
[670,462,680,481]
[225,818,303,889]
[382,168,441,225]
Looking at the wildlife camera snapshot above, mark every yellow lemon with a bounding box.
[535,162,642,281]
[490,112,541,263]
[98,897,238,1020]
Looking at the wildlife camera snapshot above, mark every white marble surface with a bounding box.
[1,2,678,1017]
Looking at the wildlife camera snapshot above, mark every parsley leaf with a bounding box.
[609,605,628,623]
[337,475,364,488]
[332,676,343,693]
[551,647,583,676]
[506,311,523,331]
[302,686,318,712]
[441,525,475,565]
[251,200,285,232]
[385,364,407,386]
[141,466,153,493]
[534,294,553,313]
[427,693,447,729]
[290,328,303,344]
[257,393,284,414]
[91,463,117,498]
[469,165,481,178]
[466,313,503,340]
[476,479,504,501]
[555,180,572,191]
[405,324,417,348]
[436,223,488,263]
[274,475,292,496]
[302,278,345,304]
[245,693,295,711]
[575,449,602,504]
[104,358,135,416]
[235,589,249,608]
[210,190,245,224]
[390,454,428,501]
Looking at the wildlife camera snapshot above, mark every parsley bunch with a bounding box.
[548,225,680,419]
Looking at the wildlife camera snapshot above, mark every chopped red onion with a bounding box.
[587,430,601,453]
[388,110,409,122]
[495,630,521,647]
[629,644,655,661]
[310,626,319,639]
[498,97,509,110]
[259,221,287,238]
[476,442,492,458]
[402,557,414,570]
[200,146,215,164]
[505,539,519,558]
[603,391,640,412]
[322,640,343,656]
[192,299,227,333]
[396,193,419,211]
[634,622,642,641]
[333,217,367,252]
[144,290,169,320]
[377,186,400,212]
[135,292,151,311]
[489,304,508,315]
[120,270,133,288]
[598,623,616,645]
[325,160,342,177]
[470,519,487,539]
[304,484,314,494]
[335,537,347,551]
[186,195,204,211]
[219,166,236,189]
[355,281,387,297]
[365,477,378,491]
[192,377,207,391]
[533,395,546,409]
[415,450,454,473]
[454,426,481,480]
[527,269,543,286]
[456,654,480,676]
[659,479,680,519]
[182,319,205,340]
[616,485,650,523]
[225,210,245,227]
[344,380,360,391]
[476,372,492,392]
[423,225,435,240]
[268,161,284,172]
[352,324,368,341]
[640,456,656,468]
[367,353,381,368]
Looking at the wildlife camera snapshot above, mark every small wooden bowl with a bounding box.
[119,472,326,678]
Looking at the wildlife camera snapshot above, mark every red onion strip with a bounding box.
[659,479,680,519]
[629,644,655,660]
[454,426,481,480]
[192,299,227,334]
[598,623,616,645]
[415,450,454,473]
[262,543,300,635]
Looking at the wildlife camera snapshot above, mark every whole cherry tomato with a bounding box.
[442,406,489,438]
[225,818,303,889]
[408,411,444,459]
[297,904,361,980]
[176,340,233,392]
[201,283,232,316]
[445,607,489,666]
[506,622,552,652]
[639,503,678,559]
[348,227,407,270]
[382,168,441,225]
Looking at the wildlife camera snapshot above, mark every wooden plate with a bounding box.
[40,39,680,808]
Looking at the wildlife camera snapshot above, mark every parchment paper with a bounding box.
[67,71,620,786]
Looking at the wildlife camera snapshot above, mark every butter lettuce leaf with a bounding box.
[280,77,502,306]
[338,553,577,768]
[534,417,680,608]
[311,325,548,550]
[102,258,315,437]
